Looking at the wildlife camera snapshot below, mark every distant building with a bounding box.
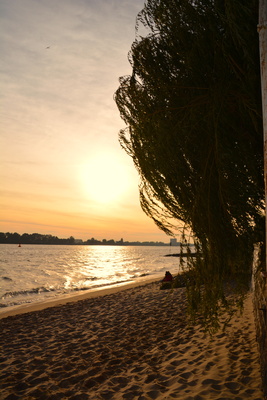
[170,238,179,246]
[74,239,83,244]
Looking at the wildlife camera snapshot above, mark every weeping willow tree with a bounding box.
[115,0,264,330]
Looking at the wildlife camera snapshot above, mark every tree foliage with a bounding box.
[115,0,264,330]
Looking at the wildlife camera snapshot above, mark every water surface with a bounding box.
[0,244,180,309]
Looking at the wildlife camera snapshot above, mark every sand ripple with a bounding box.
[0,283,263,399]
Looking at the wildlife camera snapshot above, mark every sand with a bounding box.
[0,282,263,400]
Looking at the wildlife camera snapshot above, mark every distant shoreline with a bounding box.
[0,242,171,246]
[0,232,194,246]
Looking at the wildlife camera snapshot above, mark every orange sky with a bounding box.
[0,0,172,242]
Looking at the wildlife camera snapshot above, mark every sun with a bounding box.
[79,152,133,205]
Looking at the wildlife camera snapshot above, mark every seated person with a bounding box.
[162,270,173,282]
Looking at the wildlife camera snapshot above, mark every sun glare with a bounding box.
[80,153,132,205]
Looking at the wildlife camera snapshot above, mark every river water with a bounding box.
[0,244,181,310]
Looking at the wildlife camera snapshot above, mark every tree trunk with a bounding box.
[258,0,267,396]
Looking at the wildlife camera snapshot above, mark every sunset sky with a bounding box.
[0,0,171,242]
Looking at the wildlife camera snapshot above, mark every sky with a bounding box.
[0,0,171,243]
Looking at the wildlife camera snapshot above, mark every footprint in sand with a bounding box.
[224,381,240,390]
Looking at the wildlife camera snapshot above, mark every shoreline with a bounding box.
[0,277,160,320]
[0,281,263,399]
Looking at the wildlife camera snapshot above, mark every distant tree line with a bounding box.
[0,232,168,246]
[86,237,168,246]
[0,232,75,245]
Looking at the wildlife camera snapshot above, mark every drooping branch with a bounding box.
[115,0,264,329]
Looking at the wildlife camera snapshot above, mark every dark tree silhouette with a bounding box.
[115,0,264,330]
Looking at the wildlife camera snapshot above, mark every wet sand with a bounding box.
[0,282,263,399]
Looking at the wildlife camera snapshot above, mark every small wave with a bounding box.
[0,299,34,308]
[1,286,56,299]
[85,276,98,281]
[71,278,134,292]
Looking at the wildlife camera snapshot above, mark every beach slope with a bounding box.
[0,282,263,399]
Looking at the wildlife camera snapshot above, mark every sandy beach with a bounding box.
[0,281,263,400]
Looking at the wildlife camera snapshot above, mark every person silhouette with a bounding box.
[162,271,173,282]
